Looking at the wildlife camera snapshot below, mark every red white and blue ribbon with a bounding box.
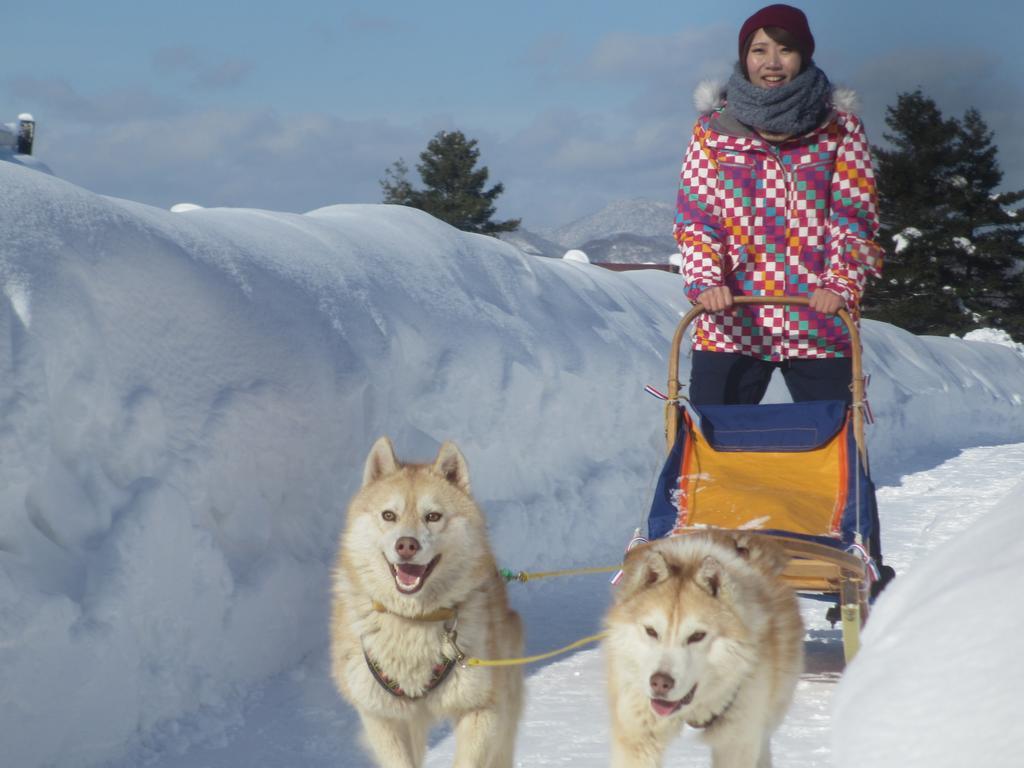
[610,528,649,585]
[644,384,668,401]
[845,541,880,583]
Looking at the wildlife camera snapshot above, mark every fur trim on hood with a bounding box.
[692,79,860,115]
[831,86,859,113]
[694,79,727,114]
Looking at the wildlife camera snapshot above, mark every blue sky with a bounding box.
[3,0,1021,229]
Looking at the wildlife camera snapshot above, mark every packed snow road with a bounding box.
[112,442,1024,768]
[425,442,1024,767]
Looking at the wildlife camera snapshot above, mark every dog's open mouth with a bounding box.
[389,555,441,594]
[650,683,697,717]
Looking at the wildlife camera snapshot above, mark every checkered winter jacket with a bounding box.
[674,86,883,360]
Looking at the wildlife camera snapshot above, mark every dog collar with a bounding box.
[686,685,741,731]
[370,600,457,623]
[363,647,457,700]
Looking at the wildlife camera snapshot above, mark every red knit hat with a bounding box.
[738,4,815,61]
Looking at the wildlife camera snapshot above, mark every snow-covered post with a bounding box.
[562,249,590,264]
[17,113,34,155]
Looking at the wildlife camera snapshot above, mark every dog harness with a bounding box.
[360,604,465,700]
[363,648,457,700]
[686,683,742,731]
[370,600,456,623]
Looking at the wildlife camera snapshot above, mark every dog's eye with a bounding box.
[425,512,442,523]
[381,510,396,522]
[687,631,707,644]
[644,626,659,639]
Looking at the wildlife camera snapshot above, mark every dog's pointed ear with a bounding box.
[363,436,399,487]
[697,555,723,598]
[433,441,471,494]
[732,531,789,578]
[615,545,671,603]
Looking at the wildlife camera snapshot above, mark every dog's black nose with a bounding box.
[649,672,675,697]
[395,537,421,560]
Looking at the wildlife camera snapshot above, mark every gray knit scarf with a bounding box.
[724,63,831,137]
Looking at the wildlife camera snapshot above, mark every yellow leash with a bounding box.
[463,631,608,668]
[499,565,620,583]
[444,563,620,668]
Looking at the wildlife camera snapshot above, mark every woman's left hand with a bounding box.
[808,288,844,315]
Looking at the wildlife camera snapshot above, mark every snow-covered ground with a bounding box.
[427,445,1024,767]
[2,160,1024,767]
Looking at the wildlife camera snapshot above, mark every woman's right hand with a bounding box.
[697,286,734,312]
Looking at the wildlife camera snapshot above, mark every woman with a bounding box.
[674,4,893,592]
[676,3,883,406]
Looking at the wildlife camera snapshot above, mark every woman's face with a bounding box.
[745,28,802,88]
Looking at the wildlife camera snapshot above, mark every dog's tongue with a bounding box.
[650,698,683,717]
[395,563,426,588]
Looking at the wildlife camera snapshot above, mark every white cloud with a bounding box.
[848,49,1024,191]
[16,29,1021,236]
[152,46,254,91]
[7,76,180,123]
[36,108,426,213]
[583,24,732,82]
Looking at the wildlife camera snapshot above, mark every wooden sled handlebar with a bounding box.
[664,297,872,661]
[665,296,867,459]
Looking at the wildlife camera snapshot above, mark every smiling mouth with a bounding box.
[650,683,697,717]
[388,555,441,594]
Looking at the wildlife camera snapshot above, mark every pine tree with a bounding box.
[863,91,962,334]
[863,91,1024,338]
[380,158,414,207]
[948,109,1024,337]
[381,130,520,236]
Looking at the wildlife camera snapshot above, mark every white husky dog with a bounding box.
[603,530,803,768]
[330,437,523,768]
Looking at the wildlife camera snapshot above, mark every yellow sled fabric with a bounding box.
[668,402,856,541]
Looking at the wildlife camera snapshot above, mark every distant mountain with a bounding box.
[545,198,676,249]
[572,233,678,265]
[500,198,680,264]
[496,228,563,259]
[533,198,677,264]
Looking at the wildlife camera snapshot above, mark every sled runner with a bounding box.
[646,296,876,663]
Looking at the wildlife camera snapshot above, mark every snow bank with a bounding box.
[960,327,1024,355]
[832,476,1024,766]
[0,163,681,767]
[2,161,1024,766]
[858,321,1024,481]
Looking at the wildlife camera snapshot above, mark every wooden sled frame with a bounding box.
[665,296,870,663]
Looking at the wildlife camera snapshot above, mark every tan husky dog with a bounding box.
[330,437,523,768]
[603,530,803,768]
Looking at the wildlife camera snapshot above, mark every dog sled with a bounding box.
[646,296,877,663]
